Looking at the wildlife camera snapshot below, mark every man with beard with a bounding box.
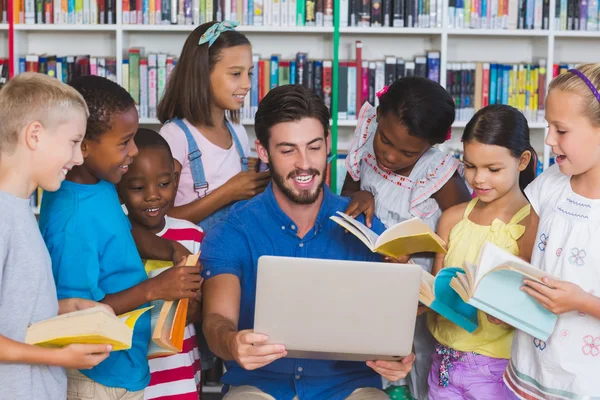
[200,85,415,400]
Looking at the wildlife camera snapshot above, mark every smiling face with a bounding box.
[545,89,600,177]
[210,45,253,112]
[257,118,328,205]
[34,110,87,192]
[118,146,178,233]
[463,140,529,202]
[81,106,139,184]
[372,112,431,176]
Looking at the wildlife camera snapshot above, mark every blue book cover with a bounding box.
[251,55,259,117]
[431,242,558,341]
[290,61,297,85]
[270,55,279,90]
[489,64,497,105]
[502,65,510,105]
[19,57,26,74]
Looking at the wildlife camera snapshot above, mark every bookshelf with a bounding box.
[9,0,600,190]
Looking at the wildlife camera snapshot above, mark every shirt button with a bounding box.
[295,375,301,380]
[297,367,303,372]
[205,271,211,276]
[281,226,285,230]
[299,243,304,248]
[291,225,296,230]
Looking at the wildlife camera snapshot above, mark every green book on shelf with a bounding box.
[129,49,141,106]
[297,0,305,25]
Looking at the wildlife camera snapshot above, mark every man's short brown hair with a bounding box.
[0,72,89,156]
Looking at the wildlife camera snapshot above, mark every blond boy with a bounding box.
[0,73,112,399]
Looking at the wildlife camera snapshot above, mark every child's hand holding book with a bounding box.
[148,255,203,301]
[54,343,113,370]
[344,190,376,228]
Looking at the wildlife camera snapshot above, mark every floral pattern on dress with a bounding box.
[569,248,587,267]
[533,338,547,351]
[582,336,600,357]
[538,233,549,252]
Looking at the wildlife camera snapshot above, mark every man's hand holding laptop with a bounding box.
[227,330,287,370]
[228,329,416,381]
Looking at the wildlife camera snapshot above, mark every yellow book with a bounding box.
[25,305,152,351]
[330,212,447,259]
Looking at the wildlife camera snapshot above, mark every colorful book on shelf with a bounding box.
[145,253,199,359]
[444,241,558,341]
[25,305,152,351]
[330,211,447,259]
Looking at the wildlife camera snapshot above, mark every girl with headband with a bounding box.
[504,64,600,399]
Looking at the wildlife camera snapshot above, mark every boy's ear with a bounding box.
[24,121,43,150]
[256,139,269,164]
[81,139,90,158]
[174,168,181,189]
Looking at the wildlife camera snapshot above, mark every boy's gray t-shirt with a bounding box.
[0,190,66,399]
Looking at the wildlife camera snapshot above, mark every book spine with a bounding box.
[305,0,315,23]
[281,0,288,23]
[140,59,148,118]
[251,54,259,117]
[315,0,323,24]
[355,41,362,111]
[347,62,356,119]
[254,0,263,24]
[323,60,332,110]
[314,60,323,98]
[270,55,279,89]
[307,60,314,91]
[148,54,157,118]
[323,0,332,24]
[290,60,296,84]
[361,60,369,105]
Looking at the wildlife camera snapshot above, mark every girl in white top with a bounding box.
[341,77,472,400]
[157,21,270,232]
[504,64,600,399]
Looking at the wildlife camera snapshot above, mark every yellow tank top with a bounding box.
[427,198,530,359]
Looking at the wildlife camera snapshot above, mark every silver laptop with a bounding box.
[253,256,422,362]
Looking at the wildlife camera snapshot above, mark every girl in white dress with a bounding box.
[504,64,600,399]
[341,77,472,400]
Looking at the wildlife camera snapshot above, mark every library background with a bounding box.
[0,0,598,394]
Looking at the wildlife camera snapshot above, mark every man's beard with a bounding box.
[269,157,325,205]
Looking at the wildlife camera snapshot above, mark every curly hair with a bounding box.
[69,75,136,141]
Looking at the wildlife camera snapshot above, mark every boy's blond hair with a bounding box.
[0,72,89,156]
[549,63,600,127]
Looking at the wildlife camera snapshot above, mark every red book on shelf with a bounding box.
[355,41,362,112]
[482,63,490,107]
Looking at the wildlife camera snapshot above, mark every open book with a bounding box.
[446,242,558,340]
[146,253,200,359]
[25,305,152,351]
[330,212,447,258]
[419,268,480,333]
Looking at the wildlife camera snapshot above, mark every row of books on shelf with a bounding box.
[339,0,443,28]
[449,61,547,123]
[17,0,115,24]
[12,0,600,29]
[15,0,335,25]
[20,54,119,82]
[14,51,580,127]
[448,0,550,29]
[448,0,600,31]
[554,0,600,30]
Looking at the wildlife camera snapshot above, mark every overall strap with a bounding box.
[225,120,248,172]
[172,118,209,193]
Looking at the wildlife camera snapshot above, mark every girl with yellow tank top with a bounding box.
[427,105,538,400]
